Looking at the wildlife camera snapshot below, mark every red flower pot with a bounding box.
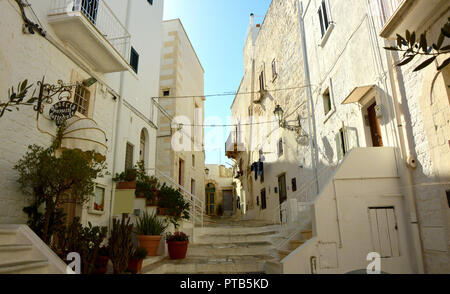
[127,258,143,274]
[94,256,109,274]
[137,235,162,256]
[167,241,189,260]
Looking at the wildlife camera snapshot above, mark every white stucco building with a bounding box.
[157,19,206,207]
[229,0,449,274]
[0,0,164,230]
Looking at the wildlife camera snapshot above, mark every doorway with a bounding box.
[223,190,233,216]
[367,103,383,147]
[205,183,216,215]
[278,174,287,222]
[178,158,184,187]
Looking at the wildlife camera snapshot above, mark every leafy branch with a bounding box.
[384,18,450,72]
[0,79,36,118]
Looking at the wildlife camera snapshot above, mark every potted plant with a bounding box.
[108,216,134,274]
[135,211,168,256]
[166,232,189,260]
[94,246,110,274]
[113,168,137,190]
[157,185,190,218]
[216,203,224,217]
[133,162,161,206]
[127,247,147,274]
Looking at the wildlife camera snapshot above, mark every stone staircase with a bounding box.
[142,217,280,274]
[264,229,313,274]
[0,225,70,274]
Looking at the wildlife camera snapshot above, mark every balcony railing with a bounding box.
[50,0,131,63]
[225,129,246,159]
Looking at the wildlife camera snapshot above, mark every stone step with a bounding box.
[188,241,274,257]
[0,229,18,245]
[196,225,280,236]
[277,249,292,261]
[0,244,35,264]
[0,260,49,274]
[195,232,277,245]
[301,230,313,240]
[265,259,283,274]
[143,256,269,274]
[290,240,306,251]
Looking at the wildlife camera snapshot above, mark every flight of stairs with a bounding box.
[142,217,280,274]
[265,229,313,274]
[0,225,70,274]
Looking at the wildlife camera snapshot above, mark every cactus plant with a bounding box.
[108,216,134,274]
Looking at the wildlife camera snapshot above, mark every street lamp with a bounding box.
[205,167,210,176]
[273,104,284,127]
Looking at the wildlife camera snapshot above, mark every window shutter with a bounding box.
[335,132,344,161]
[318,7,325,37]
[344,127,359,152]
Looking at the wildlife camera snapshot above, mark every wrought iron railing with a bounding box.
[49,0,131,62]
[376,0,402,27]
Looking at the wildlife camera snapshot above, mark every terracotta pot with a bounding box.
[137,235,162,256]
[157,208,179,217]
[117,181,136,190]
[127,258,143,274]
[167,241,189,260]
[94,256,109,274]
[146,197,158,207]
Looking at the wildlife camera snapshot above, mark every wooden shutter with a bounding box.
[369,208,400,258]
[261,189,267,210]
[125,143,134,170]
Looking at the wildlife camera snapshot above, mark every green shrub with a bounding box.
[135,211,167,236]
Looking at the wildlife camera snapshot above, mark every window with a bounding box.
[261,188,267,210]
[272,59,278,81]
[323,88,332,116]
[318,0,331,38]
[130,47,139,73]
[259,71,265,91]
[278,138,284,157]
[74,84,90,116]
[446,190,450,208]
[92,186,105,212]
[163,90,170,96]
[336,128,347,161]
[125,142,134,170]
[292,178,297,192]
[368,207,400,258]
[140,129,146,164]
[147,0,153,5]
[336,126,359,161]
[191,179,196,196]
[192,154,195,168]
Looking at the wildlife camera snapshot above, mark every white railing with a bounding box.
[272,164,337,249]
[225,127,245,153]
[49,0,131,62]
[147,168,204,230]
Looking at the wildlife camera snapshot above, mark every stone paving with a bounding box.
[142,216,280,274]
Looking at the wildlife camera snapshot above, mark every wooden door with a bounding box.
[367,103,383,147]
[223,190,233,214]
[278,174,287,222]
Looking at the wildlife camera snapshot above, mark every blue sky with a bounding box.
[163,0,272,166]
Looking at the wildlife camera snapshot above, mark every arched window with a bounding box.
[140,129,147,164]
[205,183,216,215]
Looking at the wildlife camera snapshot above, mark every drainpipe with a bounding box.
[297,0,319,196]
[364,0,425,274]
[109,0,133,229]
[386,50,425,274]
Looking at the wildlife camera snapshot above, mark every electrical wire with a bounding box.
[153,85,314,99]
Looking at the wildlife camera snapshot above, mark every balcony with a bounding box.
[225,129,245,160]
[379,0,449,39]
[48,0,131,73]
